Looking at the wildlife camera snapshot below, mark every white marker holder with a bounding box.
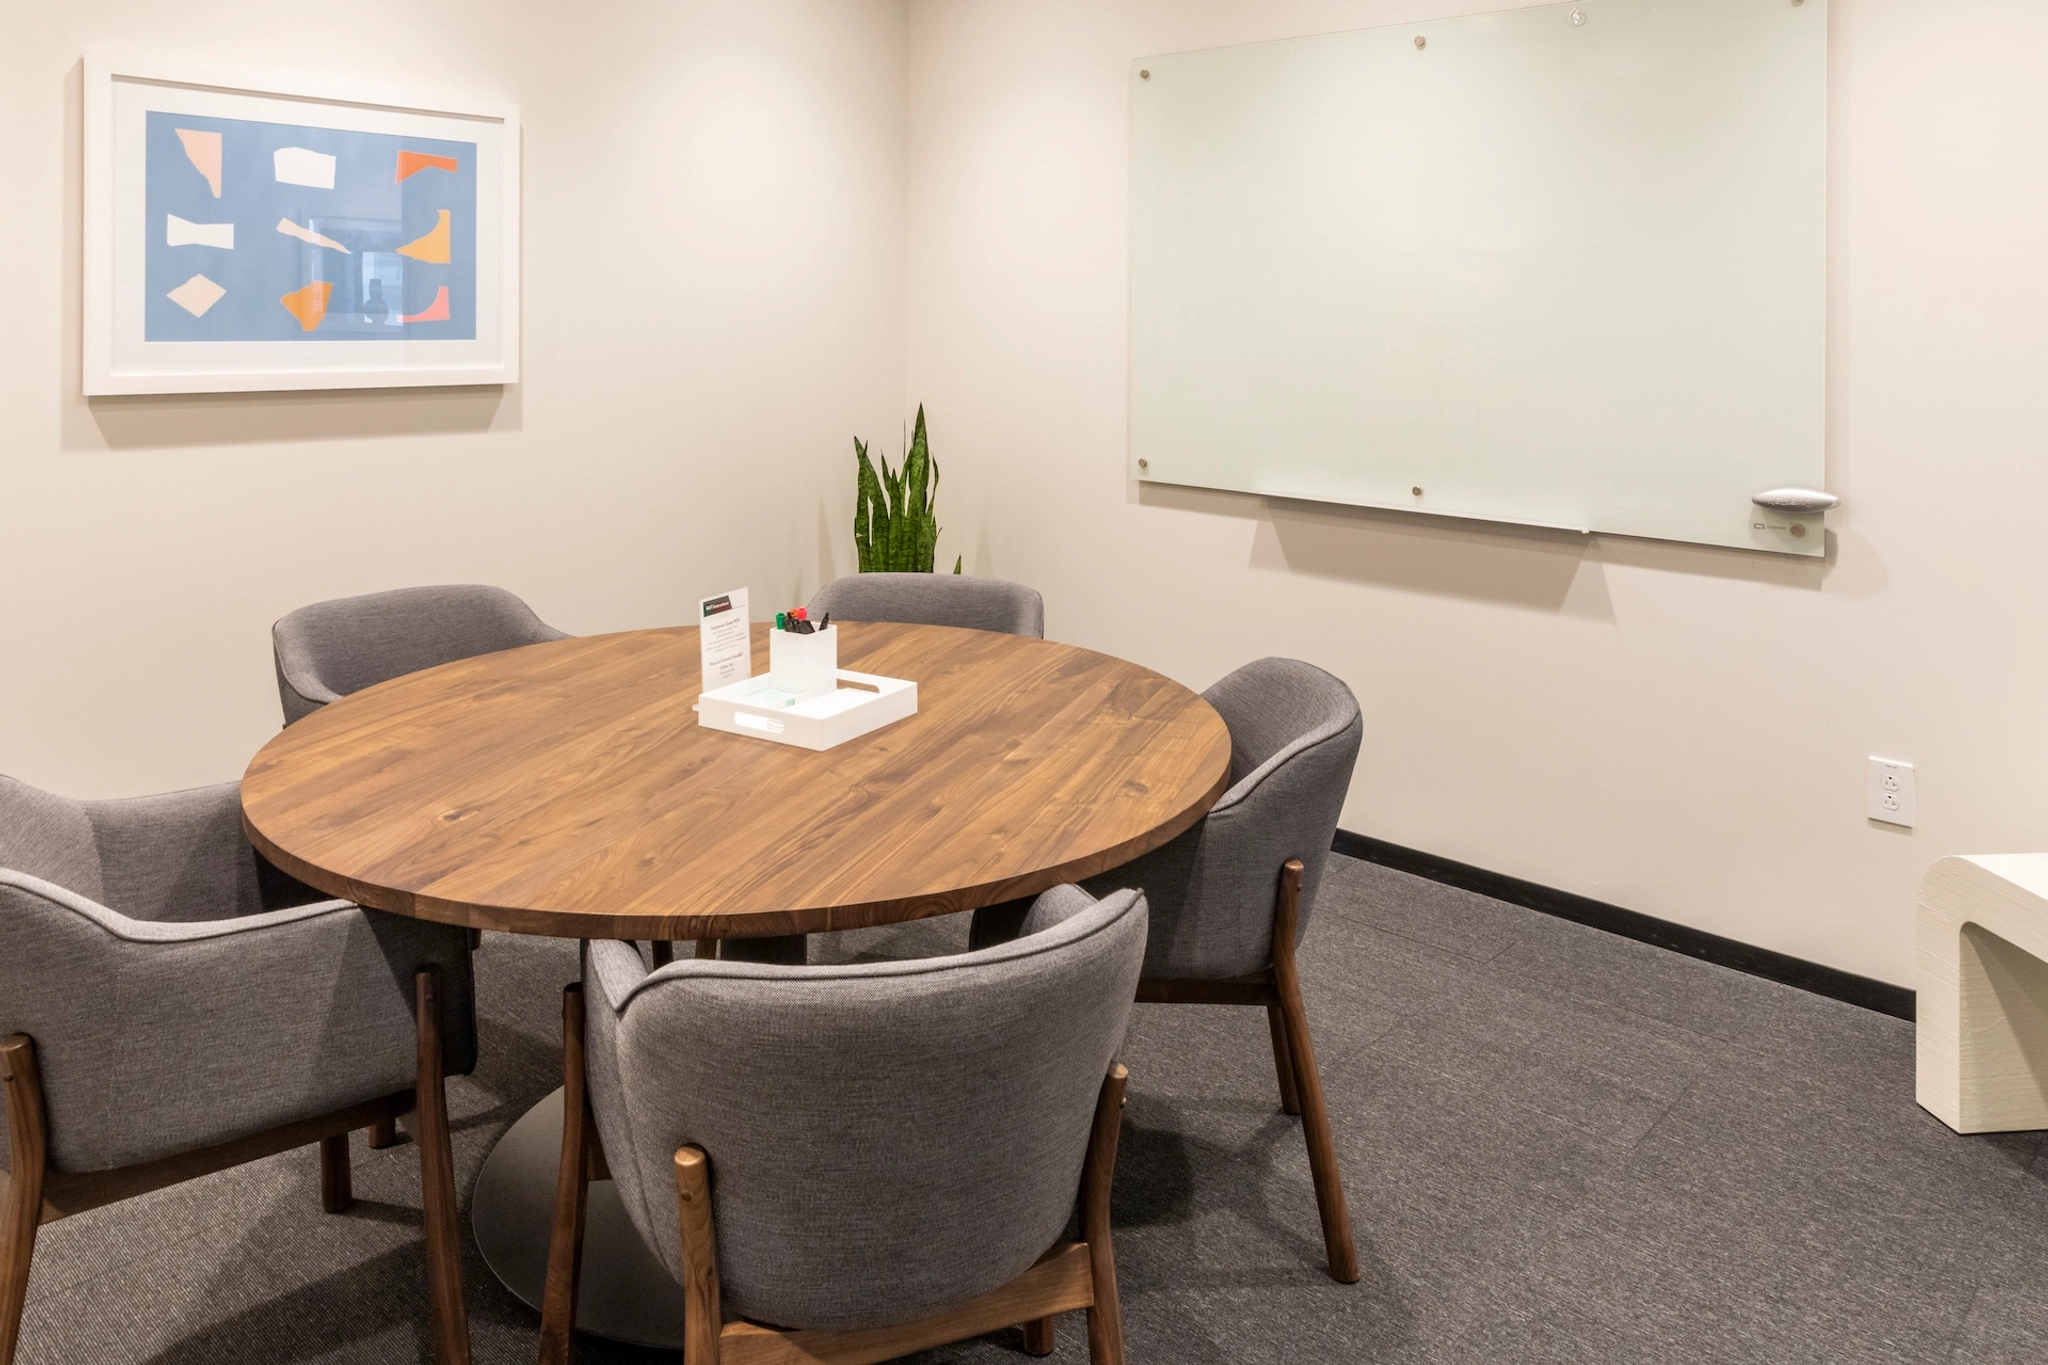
[696,626,919,751]
[768,625,840,701]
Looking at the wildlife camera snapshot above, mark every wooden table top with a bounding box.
[241,622,1232,941]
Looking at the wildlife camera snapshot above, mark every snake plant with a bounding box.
[854,405,960,574]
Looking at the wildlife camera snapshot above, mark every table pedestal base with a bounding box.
[472,1087,690,1349]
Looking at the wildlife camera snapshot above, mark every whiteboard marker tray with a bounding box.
[697,670,917,751]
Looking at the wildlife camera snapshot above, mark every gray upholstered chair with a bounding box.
[714,573,1044,971]
[0,774,478,1364]
[741,573,1041,968]
[808,572,1045,638]
[537,884,1147,1365]
[272,583,570,724]
[976,657,1364,1283]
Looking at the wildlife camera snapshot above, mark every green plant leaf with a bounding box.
[901,406,938,573]
[853,437,887,573]
[853,405,945,573]
[881,451,904,570]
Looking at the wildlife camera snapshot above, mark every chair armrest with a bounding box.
[970,884,1143,951]
[274,643,345,726]
[1,871,476,1173]
[1208,709,1362,815]
[35,880,355,942]
[585,938,653,1013]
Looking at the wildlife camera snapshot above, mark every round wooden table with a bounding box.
[241,620,1231,1347]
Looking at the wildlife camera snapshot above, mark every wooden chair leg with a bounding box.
[1081,1064,1129,1365]
[649,941,675,968]
[674,1147,722,1365]
[1,1037,49,1365]
[1267,1004,1303,1116]
[319,1133,354,1213]
[539,985,593,1365]
[366,1112,400,1149]
[1272,861,1359,1284]
[1021,1316,1057,1355]
[414,967,472,1364]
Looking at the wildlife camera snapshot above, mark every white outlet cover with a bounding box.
[1868,757,1916,829]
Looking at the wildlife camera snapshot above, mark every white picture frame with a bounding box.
[83,57,520,395]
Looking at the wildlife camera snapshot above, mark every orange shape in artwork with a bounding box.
[175,129,223,197]
[279,281,333,331]
[400,285,451,323]
[396,210,452,263]
[395,151,459,182]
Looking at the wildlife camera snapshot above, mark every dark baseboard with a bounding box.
[1331,830,1915,1021]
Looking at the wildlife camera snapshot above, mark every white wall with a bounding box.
[1,0,908,797]
[904,0,2048,986]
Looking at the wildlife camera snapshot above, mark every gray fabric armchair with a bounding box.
[808,572,1045,638]
[272,583,570,725]
[537,884,1147,1365]
[0,774,478,1364]
[975,656,1364,1283]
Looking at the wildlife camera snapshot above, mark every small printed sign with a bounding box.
[698,588,751,690]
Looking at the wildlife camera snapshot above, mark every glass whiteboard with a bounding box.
[1130,0,1827,555]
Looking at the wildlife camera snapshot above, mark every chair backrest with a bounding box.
[808,573,1044,638]
[271,584,568,723]
[1095,657,1361,980]
[1,775,307,929]
[0,774,103,906]
[581,884,1145,1332]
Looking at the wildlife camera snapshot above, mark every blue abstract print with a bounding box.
[144,111,477,342]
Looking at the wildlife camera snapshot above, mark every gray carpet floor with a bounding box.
[15,855,2048,1363]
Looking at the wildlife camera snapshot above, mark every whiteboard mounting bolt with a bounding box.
[1139,69,1150,80]
[1138,458,1149,469]
[1571,10,1586,25]
[1411,486,1423,496]
[1414,35,1426,49]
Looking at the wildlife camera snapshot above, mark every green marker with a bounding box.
[775,611,787,630]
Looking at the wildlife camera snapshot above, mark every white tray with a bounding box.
[696,669,917,751]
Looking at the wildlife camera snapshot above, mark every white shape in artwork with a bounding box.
[166,214,234,249]
[275,217,352,254]
[273,146,337,189]
[166,274,227,317]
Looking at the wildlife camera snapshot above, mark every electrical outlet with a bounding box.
[1868,757,1916,829]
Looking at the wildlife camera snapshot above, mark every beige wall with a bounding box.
[7,0,2040,988]
[904,0,2048,986]
[1,0,908,797]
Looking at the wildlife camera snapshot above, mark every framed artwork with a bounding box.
[83,58,519,394]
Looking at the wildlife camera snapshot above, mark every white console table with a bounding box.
[1918,854,2048,1133]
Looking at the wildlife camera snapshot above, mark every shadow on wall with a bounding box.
[78,386,514,450]
[1138,481,1839,620]
[55,62,516,453]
